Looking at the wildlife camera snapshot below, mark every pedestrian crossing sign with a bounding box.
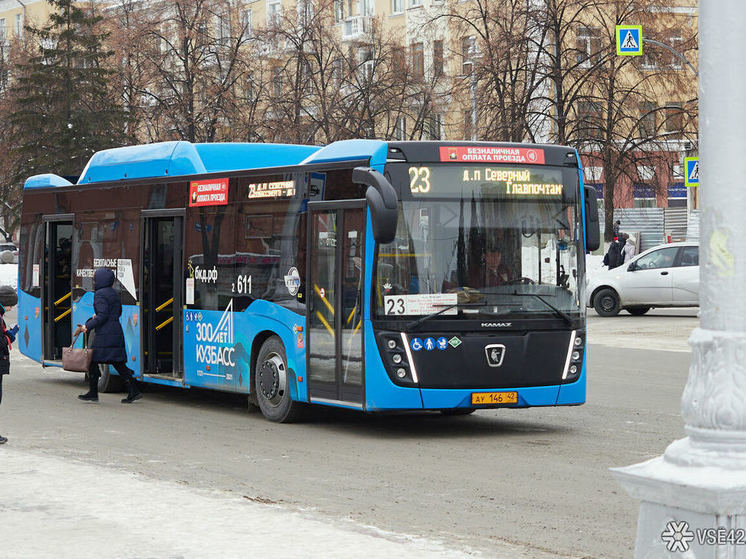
[685,157,699,187]
[616,25,643,56]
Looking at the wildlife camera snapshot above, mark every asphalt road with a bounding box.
[0,306,699,558]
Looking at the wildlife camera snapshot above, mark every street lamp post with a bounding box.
[613,3,746,557]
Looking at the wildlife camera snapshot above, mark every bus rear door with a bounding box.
[307,201,365,408]
[42,216,73,363]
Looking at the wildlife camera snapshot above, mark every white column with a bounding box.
[613,2,746,557]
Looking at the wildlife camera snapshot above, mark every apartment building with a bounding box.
[2,0,698,210]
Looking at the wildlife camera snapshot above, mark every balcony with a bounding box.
[342,16,372,42]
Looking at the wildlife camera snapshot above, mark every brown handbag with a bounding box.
[62,331,93,372]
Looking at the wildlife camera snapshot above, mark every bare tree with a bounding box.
[124,0,255,143]
[551,0,697,240]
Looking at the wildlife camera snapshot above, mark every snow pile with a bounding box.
[0,447,486,559]
[0,263,17,289]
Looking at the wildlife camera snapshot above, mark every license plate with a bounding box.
[471,391,518,405]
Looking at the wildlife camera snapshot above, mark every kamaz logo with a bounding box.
[481,322,512,328]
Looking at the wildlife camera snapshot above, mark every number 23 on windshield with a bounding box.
[409,166,431,194]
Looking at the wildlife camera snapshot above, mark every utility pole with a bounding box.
[613,2,746,557]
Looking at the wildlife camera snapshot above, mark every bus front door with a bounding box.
[142,213,183,378]
[42,218,73,363]
[307,202,365,408]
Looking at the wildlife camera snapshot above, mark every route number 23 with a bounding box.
[409,166,431,194]
[385,297,406,315]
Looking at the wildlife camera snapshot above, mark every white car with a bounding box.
[587,242,699,316]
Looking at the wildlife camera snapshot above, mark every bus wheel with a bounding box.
[255,337,304,423]
[440,409,476,416]
[97,364,125,393]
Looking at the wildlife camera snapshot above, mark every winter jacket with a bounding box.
[0,318,16,375]
[622,239,637,263]
[85,268,127,363]
[604,240,625,269]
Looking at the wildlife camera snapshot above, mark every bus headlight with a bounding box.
[392,354,402,364]
[396,368,407,378]
[563,330,585,381]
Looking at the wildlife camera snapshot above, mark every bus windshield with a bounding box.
[374,163,583,321]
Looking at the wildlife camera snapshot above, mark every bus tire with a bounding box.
[255,337,304,423]
[593,288,620,317]
[89,364,125,393]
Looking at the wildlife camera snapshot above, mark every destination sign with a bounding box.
[247,180,296,199]
[407,164,565,199]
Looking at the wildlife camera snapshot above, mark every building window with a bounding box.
[633,184,656,208]
[664,102,683,135]
[241,9,252,37]
[638,102,657,137]
[433,39,444,77]
[461,36,475,76]
[268,1,282,26]
[667,183,687,207]
[0,19,6,43]
[333,0,344,22]
[585,166,603,182]
[359,47,374,82]
[637,165,655,182]
[272,67,283,97]
[576,27,602,67]
[577,101,603,139]
[392,0,403,14]
[667,30,683,69]
[410,0,423,7]
[392,47,406,74]
[411,42,424,78]
[14,13,22,38]
[217,14,231,45]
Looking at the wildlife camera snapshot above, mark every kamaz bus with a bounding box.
[18,140,600,422]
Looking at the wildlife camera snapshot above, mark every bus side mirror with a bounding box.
[353,167,398,244]
[584,185,600,253]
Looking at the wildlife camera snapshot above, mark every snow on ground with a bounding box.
[0,262,17,289]
[0,447,485,559]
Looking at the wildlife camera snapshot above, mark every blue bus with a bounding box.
[18,140,599,421]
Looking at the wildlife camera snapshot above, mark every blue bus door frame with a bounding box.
[42,215,74,363]
[306,200,366,408]
[140,210,184,379]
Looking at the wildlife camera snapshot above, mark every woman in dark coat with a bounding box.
[0,303,19,443]
[78,268,142,403]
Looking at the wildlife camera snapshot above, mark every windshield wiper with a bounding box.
[405,303,485,331]
[511,292,573,326]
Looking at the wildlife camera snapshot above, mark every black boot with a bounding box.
[121,379,142,404]
[0,434,7,444]
[79,370,99,402]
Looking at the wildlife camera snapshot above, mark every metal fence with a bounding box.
[613,208,665,251]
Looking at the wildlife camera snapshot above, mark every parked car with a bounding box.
[0,242,17,264]
[587,242,699,317]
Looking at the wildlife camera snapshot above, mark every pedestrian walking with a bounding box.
[603,237,625,269]
[622,233,637,263]
[0,303,19,444]
[77,268,142,404]
[612,220,621,238]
